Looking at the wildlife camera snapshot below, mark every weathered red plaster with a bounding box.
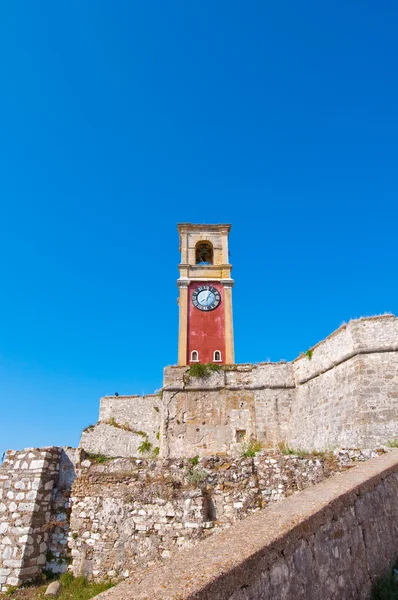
[187,282,225,364]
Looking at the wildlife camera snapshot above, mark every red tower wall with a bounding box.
[187,282,225,364]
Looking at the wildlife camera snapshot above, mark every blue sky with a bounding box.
[0,1,397,454]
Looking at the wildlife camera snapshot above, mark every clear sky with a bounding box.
[1,1,397,455]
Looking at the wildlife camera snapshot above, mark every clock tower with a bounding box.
[177,223,234,366]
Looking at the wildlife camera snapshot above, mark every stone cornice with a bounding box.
[178,223,231,233]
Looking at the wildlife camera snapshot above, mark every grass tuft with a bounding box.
[241,439,262,457]
[186,363,221,378]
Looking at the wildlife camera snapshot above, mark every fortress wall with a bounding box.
[290,356,363,450]
[68,452,343,581]
[293,315,398,384]
[225,363,294,389]
[162,389,257,458]
[254,388,295,446]
[79,395,162,459]
[354,352,398,447]
[94,451,398,600]
[289,317,398,450]
[81,316,398,459]
[162,364,295,457]
[0,447,61,592]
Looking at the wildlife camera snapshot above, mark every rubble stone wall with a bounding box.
[0,447,61,591]
[67,449,378,581]
[94,450,398,600]
[45,448,79,575]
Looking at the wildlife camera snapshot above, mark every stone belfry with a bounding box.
[177,223,234,366]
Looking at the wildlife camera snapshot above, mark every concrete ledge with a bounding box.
[95,450,398,600]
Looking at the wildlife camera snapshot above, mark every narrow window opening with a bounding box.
[213,350,222,362]
[236,429,246,443]
[191,350,199,362]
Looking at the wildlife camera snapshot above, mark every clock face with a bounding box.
[192,285,221,311]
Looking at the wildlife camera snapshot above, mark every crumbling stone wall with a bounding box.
[0,447,61,591]
[0,447,79,592]
[94,450,398,600]
[80,395,162,458]
[68,449,379,580]
[45,448,79,575]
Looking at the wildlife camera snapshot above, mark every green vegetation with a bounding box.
[387,439,398,448]
[45,550,56,563]
[106,418,148,438]
[82,425,95,433]
[371,559,398,599]
[305,349,313,360]
[186,362,221,378]
[152,446,160,457]
[2,572,114,599]
[277,442,335,460]
[138,440,152,454]
[86,453,109,464]
[277,441,296,455]
[189,455,199,466]
[156,431,160,440]
[4,586,18,596]
[241,439,263,457]
[186,467,207,485]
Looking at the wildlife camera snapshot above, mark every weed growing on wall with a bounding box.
[277,442,296,455]
[187,363,221,378]
[82,425,95,433]
[186,467,207,485]
[86,453,110,464]
[387,439,398,448]
[241,439,262,457]
[189,455,199,465]
[138,440,152,454]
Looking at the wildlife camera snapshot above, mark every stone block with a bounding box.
[45,581,61,596]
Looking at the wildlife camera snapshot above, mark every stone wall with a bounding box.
[94,449,398,600]
[161,315,398,457]
[0,447,79,592]
[0,448,61,591]
[45,448,80,575]
[67,449,379,581]
[76,316,398,459]
[80,395,162,458]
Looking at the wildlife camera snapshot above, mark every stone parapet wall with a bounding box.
[0,447,61,591]
[67,449,380,581]
[293,315,398,384]
[80,395,162,459]
[95,450,398,600]
[163,362,294,391]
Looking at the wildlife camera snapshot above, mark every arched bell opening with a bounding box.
[195,241,213,265]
